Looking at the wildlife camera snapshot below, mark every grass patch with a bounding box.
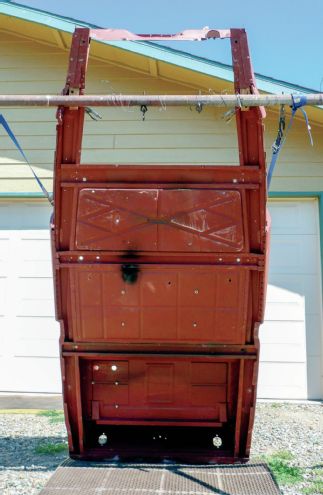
[37,410,65,423]
[263,451,303,486]
[0,409,44,414]
[35,441,68,455]
[302,481,323,494]
[270,402,283,409]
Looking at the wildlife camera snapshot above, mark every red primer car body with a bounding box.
[52,27,270,462]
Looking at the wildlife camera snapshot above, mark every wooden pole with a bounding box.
[0,93,322,108]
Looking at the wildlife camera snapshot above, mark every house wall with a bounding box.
[0,30,323,194]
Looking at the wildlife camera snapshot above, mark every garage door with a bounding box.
[258,199,323,399]
[0,199,322,398]
[0,200,60,393]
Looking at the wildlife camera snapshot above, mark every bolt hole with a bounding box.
[168,281,171,285]
[228,278,232,283]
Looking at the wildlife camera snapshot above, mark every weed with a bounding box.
[302,480,323,494]
[37,410,64,423]
[34,441,68,455]
[270,450,294,461]
[264,451,303,486]
[0,409,44,414]
[271,403,283,409]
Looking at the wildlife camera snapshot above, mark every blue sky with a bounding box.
[10,0,323,90]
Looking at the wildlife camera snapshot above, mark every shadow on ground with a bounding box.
[0,436,67,472]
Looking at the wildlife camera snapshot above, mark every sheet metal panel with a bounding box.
[51,26,269,463]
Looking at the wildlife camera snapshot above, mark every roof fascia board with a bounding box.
[0,2,319,97]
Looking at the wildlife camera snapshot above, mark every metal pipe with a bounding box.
[0,93,322,108]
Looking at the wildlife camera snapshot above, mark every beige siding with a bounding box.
[0,30,322,193]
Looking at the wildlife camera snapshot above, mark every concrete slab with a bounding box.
[0,394,63,410]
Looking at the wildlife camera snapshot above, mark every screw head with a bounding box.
[212,435,222,448]
[111,365,117,371]
[98,433,107,446]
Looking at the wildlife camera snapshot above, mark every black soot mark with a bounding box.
[121,250,140,284]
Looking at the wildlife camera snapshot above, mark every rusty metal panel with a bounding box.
[52,27,269,463]
[158,189,244,252]
[66,265,249,344]
[75,188,244,252]
[82,356,228,424]
[75,189,158,251]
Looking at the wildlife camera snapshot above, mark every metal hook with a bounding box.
[85,107,102,121]
[140,104,148,121]
[195,102,203,113]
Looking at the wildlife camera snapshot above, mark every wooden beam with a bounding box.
[53,29,67,50]
[148,58,158,77]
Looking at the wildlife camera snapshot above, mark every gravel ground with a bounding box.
[0,402,322,494]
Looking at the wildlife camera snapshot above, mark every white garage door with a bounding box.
[259,199,323,399]
[0,200,61,393]
[0,199,322,398]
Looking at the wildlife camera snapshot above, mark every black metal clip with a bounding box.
[140,104,148,121]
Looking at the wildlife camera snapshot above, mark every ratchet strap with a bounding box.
[0,114,53,204]
[267,95,313,189]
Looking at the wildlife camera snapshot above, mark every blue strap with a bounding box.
[267,147,280,189]
[267,95,313,189]
[0,114,53,204]
[288,95,313,146]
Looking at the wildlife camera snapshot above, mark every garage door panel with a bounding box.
[19,230,50,240]
[17,301,55,317]
[16,277,55,317]
[0,202,59,393]
[260,343,306,363]
[260,321,306,345]
[268,274,321,315]
[0,357,61,393]
[15,331,59,357]
[268,201,318,235]
[19,238,51,260]
[19,260,53,278]
[307,357,322,399]
[258,362,307,399]
[266,283,303,303]
[0,318,5,356]
[0,203,51,230]
[306,314,323,357]
[260,199,323,400]
[0,277,7,315]
[269,235,319,274]
[264,301,305,321]
[0,237,10,275]
[15,317,59,357]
